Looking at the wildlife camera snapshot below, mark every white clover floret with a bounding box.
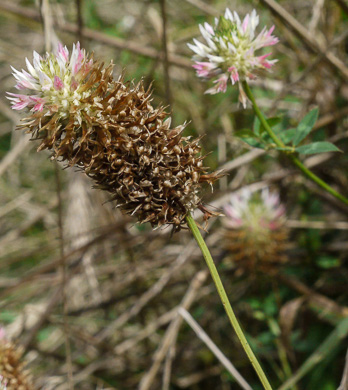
[7,42,93,120]
[188,9,279,107]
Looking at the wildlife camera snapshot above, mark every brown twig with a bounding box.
[286,220,348,230]
[160,0,172,108]
[179,307,253,390]
[139,270,208,390]
[260,0,348,80]
[183,0,218,16]
[75,0,83,45]
[22,286,63,351]
[0,1,191,69]
[278,274,348,323]
[97,240,197,341]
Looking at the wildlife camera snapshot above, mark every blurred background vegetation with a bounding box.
[0,0,347,389]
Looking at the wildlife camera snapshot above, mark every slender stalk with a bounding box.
[160,0,172,108]
[242,81,348,206]
[186,212,273,390]
[54,163,74,390]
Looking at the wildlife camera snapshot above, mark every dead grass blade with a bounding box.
[179,308,253,390]
[260,0,348,79]
[139,270,208,390]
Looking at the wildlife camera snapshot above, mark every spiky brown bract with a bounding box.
[19,59,221,231]
[0,340,34,390]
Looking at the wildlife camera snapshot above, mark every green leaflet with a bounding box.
[293,108,319,146]
[296,141,342,155]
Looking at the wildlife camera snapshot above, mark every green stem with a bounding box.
[186,213,273,390]
[242,81,348,206]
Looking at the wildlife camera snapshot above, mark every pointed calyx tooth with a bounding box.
[10,43,223,231]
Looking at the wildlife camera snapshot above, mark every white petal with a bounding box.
[232,32,239,44]
[56,56,67,76]
[25,58,37,78]
[11,67,39,89]
[204,22,214,35]
[33,51,42,70]
[199,24,212,42]
[206,38,217,51]
[187,42,205,57]
[38,70,53,90]
[10,66,22,80]
[219,37,227,50]
[250,9,259,30]
[204,86,218,95]
[207,54,224,63]
[227,42,236,53]
[49,59,55,75]
[193,39,212,54]
[224,8,234,21]
[233,11,241,27]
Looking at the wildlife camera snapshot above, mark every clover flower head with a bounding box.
[188,8,278,107]
[224,188,285,231]
[7,42,93,122]
[8,43,222,231]
[223,188,287,268]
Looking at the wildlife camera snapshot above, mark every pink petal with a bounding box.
[262,61,273,69]
[193,61,216,77]
[215,74,228,92]
[6,92,31,110]
[32,102,44,111]
[12,101,29,110]
[29,96,46,111]
[228,66,239,84]
[267,25,275,37]
[57,42,69,62]
[258,53,272,61]
[242,14,249,33]
[7,92,28,99]
[54,75,64,90]
[15,82,27,90]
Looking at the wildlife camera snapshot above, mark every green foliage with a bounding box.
[316,256,341,269]
[236,107,341,156]
[292,108,319,146]
[37,326,54,342]
[295,142,341,155]
[278,128,297,144]
[236,117,284,149]
[0,310,17,323]
[0,133,11,157]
